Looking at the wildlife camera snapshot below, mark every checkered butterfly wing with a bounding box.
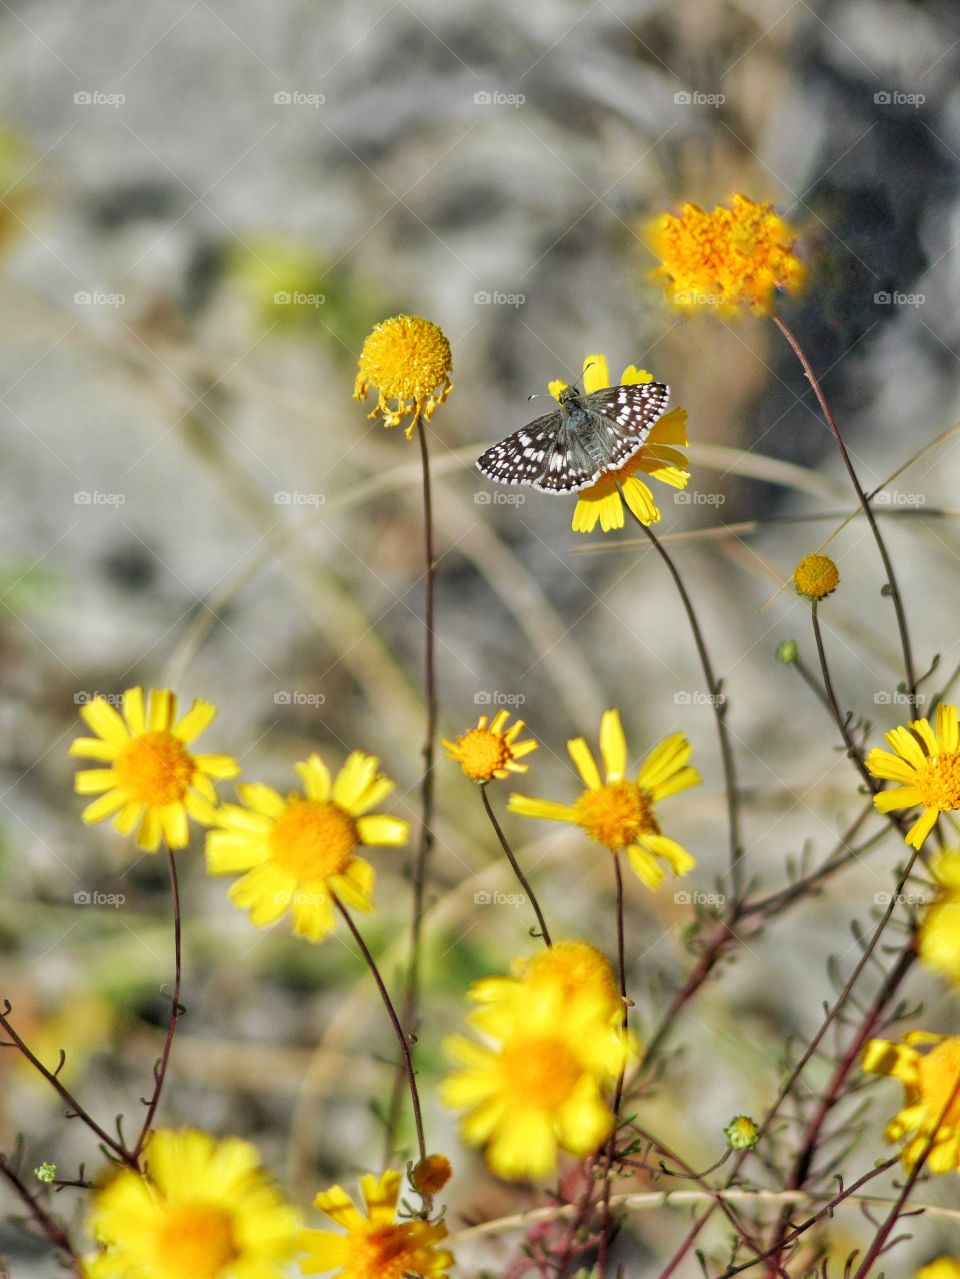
[475,381,670,494]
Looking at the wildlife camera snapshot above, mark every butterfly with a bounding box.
[475,381,670,494]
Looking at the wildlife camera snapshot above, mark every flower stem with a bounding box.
[0,1004,134,1166]
[625,505,743,899]
[658,845,922,1276]
[0,1153,83,1274]
[852,1062,960,1279]
[386,414,438,1159]
[479,784,552,945]
[332,892,427,1168]
[133,844,183,1160]
[596,854,629,1279]
[810,602,878,795]
[772,316,916,698]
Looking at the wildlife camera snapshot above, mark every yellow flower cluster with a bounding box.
[647,193,803,316]
[70,688,409,947]
[84,1131,453,1279]
[442,941,636,1179]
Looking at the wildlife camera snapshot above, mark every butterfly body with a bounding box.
[476,381,670,494]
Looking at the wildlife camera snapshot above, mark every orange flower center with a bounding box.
[573,781,657,851]
[500,1034,583,1109]
[918,1039,960,1128]
[114,732,195,807]
[154,1202,238,1279]
[453,728,512,781]
[345,1223,422,1279]
[269,797,357,881]
[916,755,960,813]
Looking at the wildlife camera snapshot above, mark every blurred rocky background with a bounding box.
[1,0,959,1273]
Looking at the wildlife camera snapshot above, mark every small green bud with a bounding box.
[34,1162,57,1184]
[776,639,799,665]
[724,1115,760,1151]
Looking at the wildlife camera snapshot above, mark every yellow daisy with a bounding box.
[508,709,699,889]
[866,704,960,849]
[205,753,408,943]
[646,194,804,316]
[918,850,960,985]
[354,314,452,438]
[84,1128,301,1279]
[300,1169,453,1278]
[862,1032,960,1172]
[549,354,690,533]
[70,688,239,852]
[442,978,632,1181]
[443,710,537,783]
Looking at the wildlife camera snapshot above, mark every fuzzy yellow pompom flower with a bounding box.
[794,553,839,601]
[443,710,537,783]
[862,1032,960,1172]
[442,974,633,1181]
[918,850,960,984]
[300,1169,453,1278]
[354,314,452,438]
[205,753,408,943]
[84,1128,301,1279]
[70,688,239,852]
[508,709,699,889]
[866,704,960,850]
[647,194,803,316]
[546,354,690,533]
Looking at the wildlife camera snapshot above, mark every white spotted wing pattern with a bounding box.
[476,381,670,494]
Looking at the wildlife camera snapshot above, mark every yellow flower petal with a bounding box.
[599,709,627,782]
[567,736,602,790]
[507,795,578,823]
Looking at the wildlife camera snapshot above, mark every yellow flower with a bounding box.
[862,1032,960,1172]
[300,1170,453,1278]
[917,1261,960,1279]
[84,1128,301,1279]
[442,977,632,1180]
[794,553,839,601]
[866,704,960,850]
[647,194,804,316]
[469,940,621,1028]
[918,850,960,984]
[70,688,239,852]
[548,354,690,533]
[205,752,408,943]
[354,314,452,438]
[508,709,699,889]
[443,710,537,783]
